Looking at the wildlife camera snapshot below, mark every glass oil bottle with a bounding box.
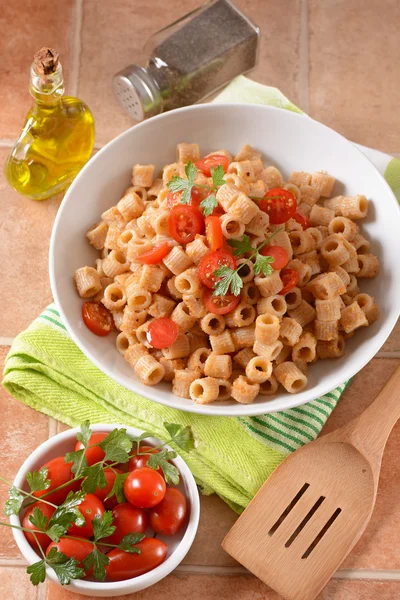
[5,48,95,200]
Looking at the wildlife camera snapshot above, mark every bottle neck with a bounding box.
[29,63,64,110]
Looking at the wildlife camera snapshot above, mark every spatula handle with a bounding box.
[339,364,400,462]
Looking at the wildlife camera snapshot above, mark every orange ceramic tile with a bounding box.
[322,359,400,570]
[0,347,50,558]
[381,319,400,352]
[0,566,39,600]
[79,0,301,146]
[0,149,61,336]
[323,579,400,600]
[0,0,75,140]
[309,0,400,152]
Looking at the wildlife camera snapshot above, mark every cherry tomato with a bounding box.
[128,445,161,473]
[168,204,204,244]
[198,250,237,289]
[22,502,56,551]
[124,467,166,509]
[103,503,148,545]
[259,188,297,224]
[67,493,105,538]
[195,154,229,177]
[204,288,240,315]
[75,431,108,466]
[147,318,179,349]
[136,243,170,265]
[205,216,224,251]
[93,467,124,509]
[46,537,95,569]
[167,187,202,211]
[149,488,188,536]
[279,268,300,295]
[260,245,289,270]
[105,538,168,581]
[82,301,114,337]
[33,456,80,505]
[293,210,310,230]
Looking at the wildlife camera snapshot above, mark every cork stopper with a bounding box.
[34,47,59,75]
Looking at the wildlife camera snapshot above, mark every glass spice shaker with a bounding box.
[113,0,259,121]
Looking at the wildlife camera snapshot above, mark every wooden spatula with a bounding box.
[222,365,400,600]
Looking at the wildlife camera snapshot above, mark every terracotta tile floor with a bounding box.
[1,1,400,599]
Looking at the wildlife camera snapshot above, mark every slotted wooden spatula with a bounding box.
[222,366,400,600]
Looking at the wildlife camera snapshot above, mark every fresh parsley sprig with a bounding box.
[213,229,283,297]
[167,161,198,204]
[167,161,226,217]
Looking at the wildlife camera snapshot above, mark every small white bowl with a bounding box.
[11,424,200,597]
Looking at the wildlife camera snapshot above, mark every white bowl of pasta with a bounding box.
[50,103,400,416]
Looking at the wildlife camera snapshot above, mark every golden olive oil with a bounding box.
[5,48,94,200]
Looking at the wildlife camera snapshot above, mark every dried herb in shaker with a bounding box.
[113,0,259,120]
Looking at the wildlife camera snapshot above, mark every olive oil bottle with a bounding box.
[5,48,94,200]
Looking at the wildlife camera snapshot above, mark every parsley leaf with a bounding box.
[167,161,197,204]
[81,463,107,494]
[29,507,49,531]
[47,547,85,585]
[26,467,51,493]
[92,511,116,542]
[118,532,145,553]
[129,431,154,444]
[27,560,46,586]
[164,423,195,453]
[76,420,92,447]
[4,486,24,516]
[99,428,132,463]
[46,524,68,543]
[210,164,226,188]
[29,507,68,542]
[105,471,128,504]
[254,253,274,277]
[213,266,243,297]
[48,491,86,529]
[200,193,218,217]
[83,546,109,582]
[64,449,88,478]
[228,235,253,256]
[147,449,180,485]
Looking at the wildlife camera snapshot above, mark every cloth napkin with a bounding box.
[3,77,400,513]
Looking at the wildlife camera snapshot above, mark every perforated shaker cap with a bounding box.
[112,65,162,121]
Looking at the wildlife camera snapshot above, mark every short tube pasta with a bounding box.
[274,362,308,393]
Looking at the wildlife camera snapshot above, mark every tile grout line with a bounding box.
[69,0,83,97]
[297,0,310,114]
[48,417,58,438]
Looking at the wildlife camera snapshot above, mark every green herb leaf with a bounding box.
[167,161,197,205]
[228,234,253,256]
[200,193,218,217]
[128,432,154,444]
[83,546,109,582]
[47,547,85,585]
[118,532,145,553]
[27,559,46,586]
[164,423,195,453]
[76,421,92,447]
[81,463,108,494]
[48,491,86,529]
[46,524,68,543]
[64,449,88,478]
[147,449,180,485]
[210,164,226,188]
[26,467,51,493]
[99,428,132,463]
[254,253,274,277]
[29,507,49,531]
[4,486,24,516]
[105,471,129,504]
[212,266,243,297]
[92,511,116,542]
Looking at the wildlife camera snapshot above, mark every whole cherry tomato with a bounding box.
[198,250,237,289]
[168,205,204,244]
[204,288,240,315]
[260,188,297,224]
[279,268,300,295]
[128,445,161,473]
[105,538,168,581]
[46,537,95,569]
[124,467,166,509]
[67,494,105,538]
[195,154,229,177]
[33,456,80,505]
[147,318,179,349]
[93,467,124,509]
[75,431,108,466]
[103,503,148,545]
[149,488,188,536]
[260,245,289,270]
[82,302,114,336]
[22,502,56,551]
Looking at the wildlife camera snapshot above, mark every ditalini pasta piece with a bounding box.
[74,267,102,298]
[324,195,368,219]
[307,272,346,300]
[204,352,232,379]
[279,317,303,346]
[287,300,316,328]
[231,375,260,404]
[292,332,317,363]
[259,374,279,396]
[86,222,108,250]
[340,302,368,333]
[134,354,165,386]
[187,347,211,374]
[255,313,280,345]
[357,254,380,278]
[245,356,273,383]
[172,369,200,398]
[274,362,308,393]
[132,164,155,188]
[255,271,284,296]
[176,143,200,163]
[316,335,345,359]
[190,377,220,404]
[353,293,379,324]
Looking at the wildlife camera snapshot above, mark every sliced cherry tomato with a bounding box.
[105,538,168,581]
[211,204,225,217]
[136,243,170,265]
[293,210,310,230]
[168,204,204,244]
[259,188,297,224]
[149,488,188,536]
[82,301,114,337]
[93,467,124,509]
[128,445,161,473]
[260,245,289,270]
[195,154,229,177]
[22,502,56,551]
[46,537,95,569]
[103,503,148,545]
[33,456,80,505]
[198,250,237,289]
[124,467,166,509]
[279,268,300,295]
[75,431,108,466]
[166,187,202,211]
[67,494,105,538]
[205,216,224,251]
[147,318,179,349]
[204,288,240,315]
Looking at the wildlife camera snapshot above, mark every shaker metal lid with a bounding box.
[112,65,162,121]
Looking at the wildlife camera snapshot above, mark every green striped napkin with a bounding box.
[3,77,399,513]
